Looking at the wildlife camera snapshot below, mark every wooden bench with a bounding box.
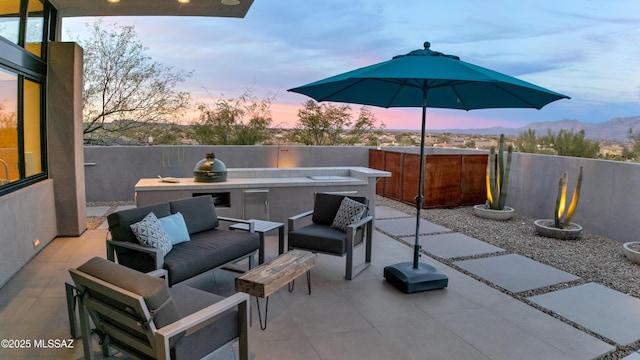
[235,250,315,329]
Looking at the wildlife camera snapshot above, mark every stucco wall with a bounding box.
[84,145,370,201]
[84,145,640,243]
[0,180,57,287]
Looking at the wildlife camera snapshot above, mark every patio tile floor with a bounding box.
[0,204,630,359]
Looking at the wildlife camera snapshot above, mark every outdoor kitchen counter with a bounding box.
[135,167,389,190]
[134,167,390,223]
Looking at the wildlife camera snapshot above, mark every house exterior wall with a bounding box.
[0,180,57,287]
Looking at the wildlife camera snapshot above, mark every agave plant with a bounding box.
[554,166,583,229]
[485,134,513,210]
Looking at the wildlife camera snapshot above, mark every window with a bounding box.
[0,68,18,185]
[0,0,21,45]
[25,0,45,57]
[23,78,42,177]
[0,0,51,195]
[0,0,46,58]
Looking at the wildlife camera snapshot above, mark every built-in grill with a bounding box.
[193,153,227,182]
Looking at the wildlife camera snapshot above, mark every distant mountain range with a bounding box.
[430,115,640,142]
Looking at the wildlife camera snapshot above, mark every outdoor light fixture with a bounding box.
[107,0,120,3]
[221,0,240,5]
[178,0,190,3]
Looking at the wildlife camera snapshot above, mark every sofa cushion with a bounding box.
[312,193,367,226]
[130,212,173,254]
[170,284,239,360]
[331,197,367,232]
[289,223,347,255]
[163,229,260,285]
[76,257,181,330]
[108,203,172,243]
[159,212,191,245]
[170,196,219,234]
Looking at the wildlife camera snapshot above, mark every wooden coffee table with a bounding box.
[235,249,315,329]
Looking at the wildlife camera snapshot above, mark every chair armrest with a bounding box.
[155,292,250,360]
[146,269,169,286]
[218,216,255,232]
[288,210,314,232]
[346,215,373,249]
[347,215,373,230]
[106,239,164,269]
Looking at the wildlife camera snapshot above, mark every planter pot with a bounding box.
[534,219,582,240]
[473,204,515,221]
[623,242,640,264]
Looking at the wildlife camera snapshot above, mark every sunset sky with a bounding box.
[61,0,640,130]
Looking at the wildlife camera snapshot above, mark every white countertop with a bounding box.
[135,167,390,191]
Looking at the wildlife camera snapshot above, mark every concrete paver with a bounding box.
[529,282,640,346]
[454,253,580,293]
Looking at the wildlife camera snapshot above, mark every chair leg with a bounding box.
[77,299,95,360]
[345,249,354,280]
[365,222,373,263]
[238,298,249,360]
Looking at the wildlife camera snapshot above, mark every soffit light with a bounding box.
[221,0,240,5]
[107,0,120,3]
[178,0,190,3]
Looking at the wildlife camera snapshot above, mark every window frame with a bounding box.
[0,0,53,196]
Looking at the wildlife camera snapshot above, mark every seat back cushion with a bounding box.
[170,196,219,234]
[108,203,172,243]
[76,257,181,330]
[312,193,367,226]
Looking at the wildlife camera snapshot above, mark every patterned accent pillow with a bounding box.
[331,197,367,232]
[130,212,173,254]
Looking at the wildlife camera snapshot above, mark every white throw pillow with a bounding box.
[130,212,173,254]
[331,197,367,232]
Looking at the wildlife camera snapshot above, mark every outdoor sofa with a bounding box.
[106,195,260,286]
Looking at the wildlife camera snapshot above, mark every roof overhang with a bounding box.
[48,0,254,18]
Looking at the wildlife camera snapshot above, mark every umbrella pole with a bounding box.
[382,89,448,293]
[413,100,427,268]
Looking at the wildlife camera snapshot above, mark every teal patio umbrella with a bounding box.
[288,42,569,293]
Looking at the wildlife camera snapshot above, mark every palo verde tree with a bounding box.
[77,20,192,144]
[291,100,384,145]
[543,129,599,158]
[192,89,274,145]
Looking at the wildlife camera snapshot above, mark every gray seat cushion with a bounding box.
[170,284,239,360]
[164,229,260,285]
[76,257,181,329]
[289,223,347,255]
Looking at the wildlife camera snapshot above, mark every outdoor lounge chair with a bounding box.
[288,193,373,280]
[69,257,249,360]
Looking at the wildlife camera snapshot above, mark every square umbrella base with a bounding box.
[384,262,448,294]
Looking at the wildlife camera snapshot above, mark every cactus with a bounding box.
[486,134,513,210]
[554,166,583,229]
